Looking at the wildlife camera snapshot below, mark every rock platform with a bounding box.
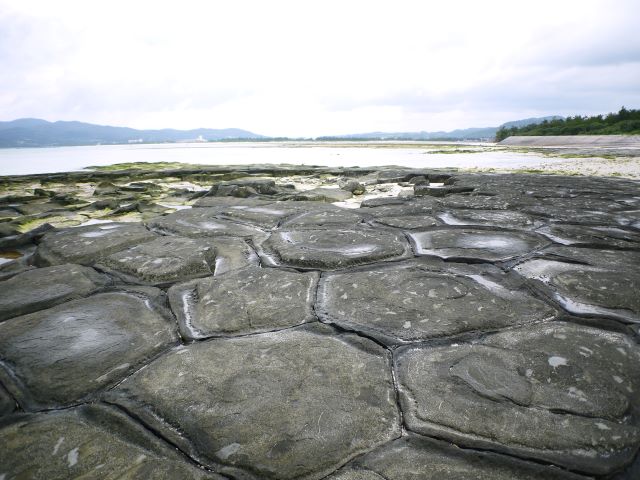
[1,165,640,479]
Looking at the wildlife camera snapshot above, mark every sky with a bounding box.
[0,0,639,137]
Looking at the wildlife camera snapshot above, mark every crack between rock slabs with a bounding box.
[406,429,596,478]
[106,342,183,391]
[100,400,229,478]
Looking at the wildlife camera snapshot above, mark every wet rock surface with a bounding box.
[396,323,640,475]
[0,405,224,479]
[0,263,110,321]
[96,236,217,286]
[35,222,157,266]
[0,287,178,409]
[409,227,550,262]
[262,228,411,269]
[318,259,556,345]
[105,324,400,479]
[1,166,640,479]
[168,266,318,339]
[327,434,587,480]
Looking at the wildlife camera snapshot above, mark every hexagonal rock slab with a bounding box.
[96,236,216,286]
[105,323,400,480]
[395,322,640,475]
[0,405,224,479]
[317,260,556,345]
[147,208,266,239]
[0,263,110,321]
[0,287,179,410]
[282,205,367,228]
[262,228,411,270]
[536,224,640,249]
[515,256,640,323]
[437,209,535,228]
[408,228,549,262]
[205,203,302,229]
[373,215,439,230]
[168,265,318,340]
[35,223,157,266]
[438,194,519,210]
[327,434,586,480]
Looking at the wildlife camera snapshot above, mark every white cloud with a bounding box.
[0,0,638,136]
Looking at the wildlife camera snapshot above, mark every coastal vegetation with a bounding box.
[495,107,640,141]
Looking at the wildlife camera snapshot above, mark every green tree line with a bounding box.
[495,107,640,141]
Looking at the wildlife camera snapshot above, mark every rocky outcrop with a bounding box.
[1,167,639,479]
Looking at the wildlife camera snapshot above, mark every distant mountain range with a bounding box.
[0,119,264,148]
[320,116,564,141]
[0,116,563,147]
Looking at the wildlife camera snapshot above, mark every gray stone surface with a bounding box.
[96,236,216,286]
[536,224,640,248]
[0,288,179,409]
[0,384,15,417]
[168,265,318,339]
[437,208,536,228]
[262,228,410,269]
[0,263,110,321]
[35,222,157,266]
[147,207,266,239]
[282,205,367,227]
[328,434,587,480]
[373,215,440,229]
[106,324,400,479]
[318,259,556,345]
[409,228,549,262]
[515,254,640,323]
[0,405,224,479]
[2,168,640,478]
[396,322,640,475]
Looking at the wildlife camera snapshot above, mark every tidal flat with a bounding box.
[0,160,640,479]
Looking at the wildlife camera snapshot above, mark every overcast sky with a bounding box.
[1,0,639,136]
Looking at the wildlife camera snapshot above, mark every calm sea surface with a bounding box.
[0,142,554,176]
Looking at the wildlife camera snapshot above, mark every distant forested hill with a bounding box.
[495,108,640,141]
[0,119,264,147]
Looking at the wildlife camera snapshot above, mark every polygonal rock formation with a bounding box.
[0,263,110,321]
[317,259,556,345]
[0,288,179,409]
[96,236,216,286]
[536,224,640,249]
[515,252,640,323]
[327,434,587,480]
[35,223,157,266]
[147,208,266,239]
[437,209,535,228]
[408,228,549,262]
[106,324,400,479]
[0,405,225,479]
[282,205,367,228]
[395,322,640,475]
[262,228,410,269]
[373,215,440,229]
[168,265,318,339]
